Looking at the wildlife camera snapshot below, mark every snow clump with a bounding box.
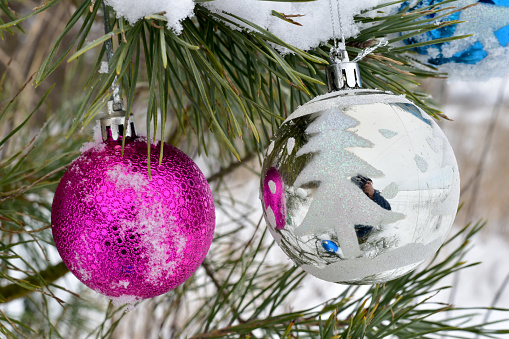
[105,0,389,51]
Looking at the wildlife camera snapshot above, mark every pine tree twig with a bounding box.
[206,152,256,183]
[201,260,247,325]
[27,230,50,262]
[150,20,164,29]
[0,262,69,303]
[368,54,404,65]
[239,215,263,258]
[375,59,415,76]
[222,69,240,96]
[190,318,271,339]
[200,218,263,332]
[436,111,452,121]
[0,309,30,339]
[461,77,507,195]
[402,6,455,16]
[481,270,509,328]
[0,135,37,170]
[0,224,51,234]
[0,72,36,111]
[169,288,185,334]
[0,164,69,202]
[0,211,50,233]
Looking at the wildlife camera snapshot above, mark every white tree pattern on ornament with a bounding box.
[293,107,404,259]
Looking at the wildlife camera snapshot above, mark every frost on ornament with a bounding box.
[260,90,460,284]
[52,137,215,301]
[401,0,509,80]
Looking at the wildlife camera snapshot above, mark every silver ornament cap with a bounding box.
[100,100,136,142]
[326,47,362,92]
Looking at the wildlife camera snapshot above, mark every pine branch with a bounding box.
[0,262,69,303]
[206,152,256,183]
[201,260,247,325]
[0,164,69,203]
[1,0,461,160]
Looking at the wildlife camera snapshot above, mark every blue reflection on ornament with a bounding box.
[394,103,432,126]
[403,0,493,65]
[123,265,134,274]
[321,240,339,253]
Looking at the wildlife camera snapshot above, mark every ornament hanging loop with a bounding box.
[326,60,362,92]
[100,102,137,142]
[329,44,349,64]
[326,0,361,92]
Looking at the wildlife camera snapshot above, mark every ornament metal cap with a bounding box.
[100,100,137,142]
[326,48,362,92]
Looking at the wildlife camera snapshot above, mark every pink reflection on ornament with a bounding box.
[263,167,286,230]
[51,137,215,301]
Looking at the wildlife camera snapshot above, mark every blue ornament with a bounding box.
[402,0,509,75]
[321,240,339,253]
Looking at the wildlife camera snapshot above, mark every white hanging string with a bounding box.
[327,0,347,63]
[335,0,346,48]
[327,0,387,64]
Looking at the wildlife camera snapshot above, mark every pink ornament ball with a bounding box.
[51,137,215,302]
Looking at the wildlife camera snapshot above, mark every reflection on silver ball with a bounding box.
[260,89,460,284]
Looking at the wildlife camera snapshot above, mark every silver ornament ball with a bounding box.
[260,89,460,284]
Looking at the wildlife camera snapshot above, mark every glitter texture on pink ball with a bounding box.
[51,137,215,301]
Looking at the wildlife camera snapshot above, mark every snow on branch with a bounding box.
[105,0,389,51]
